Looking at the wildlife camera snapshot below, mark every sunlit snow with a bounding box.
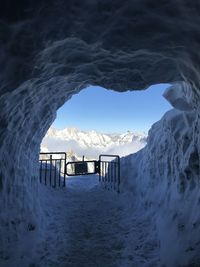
[41,127,147,158]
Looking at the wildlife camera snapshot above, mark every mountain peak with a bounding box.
[42,127,147,157]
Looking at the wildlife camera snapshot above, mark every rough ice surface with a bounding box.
[121,107,200,266]
[163,82,194,111]
[1,1,200,266]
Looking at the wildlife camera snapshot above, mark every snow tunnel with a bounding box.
[1,1,200,266]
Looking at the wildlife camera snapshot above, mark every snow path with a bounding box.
[34,175,159,267]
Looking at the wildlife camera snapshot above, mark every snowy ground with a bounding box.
[26,175,159,267]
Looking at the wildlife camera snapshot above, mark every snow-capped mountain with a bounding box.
[41,127,147,158]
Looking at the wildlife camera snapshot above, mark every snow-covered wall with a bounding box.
[121,84,200,266]
[1,1,200,265]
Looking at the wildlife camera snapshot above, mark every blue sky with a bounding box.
[52,84,172,133]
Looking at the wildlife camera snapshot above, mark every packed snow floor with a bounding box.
[31,175,159,267]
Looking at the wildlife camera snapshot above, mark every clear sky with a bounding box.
[52,84,172,133]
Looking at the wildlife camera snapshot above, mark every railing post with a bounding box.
[49,155,52,186]
[63,153,66,187]
[59,159,61,187]
[118,156,120,193]
[40,160,42,183]
[54,159,57,188]
[98,156,101,183]
[45,160,47,185]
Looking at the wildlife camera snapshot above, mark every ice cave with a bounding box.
[1,1,200,266]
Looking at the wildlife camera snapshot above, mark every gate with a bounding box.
[99,155,120,193]
[39,152,120,192]
[66,154,120,192]
[39,152,66,187]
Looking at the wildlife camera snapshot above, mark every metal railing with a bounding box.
[39,152,67,187]
[99,155,120,193]
[39,152,120,192]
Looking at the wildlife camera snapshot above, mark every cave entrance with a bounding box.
[41,84,171,159]
[40,83,171,191]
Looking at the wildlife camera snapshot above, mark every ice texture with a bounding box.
[121,106,200,266]
[1,1,200,266]
[163,82,194,111]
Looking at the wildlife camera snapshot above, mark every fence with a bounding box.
[39,152,67,187]
[39,152,120,192]
[99,155,120,193]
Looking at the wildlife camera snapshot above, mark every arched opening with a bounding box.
[41,84,171,158]
[0,79,198,267]
[1,1,200,266]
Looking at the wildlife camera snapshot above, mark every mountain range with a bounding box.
[41,127,147,158]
